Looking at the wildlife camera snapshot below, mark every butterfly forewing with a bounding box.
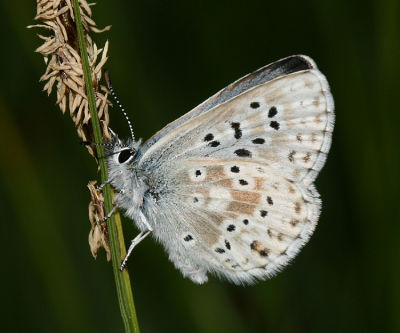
[140,69,333,185]
[139,55,316,154]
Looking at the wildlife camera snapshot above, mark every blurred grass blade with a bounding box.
[0,95,91,331]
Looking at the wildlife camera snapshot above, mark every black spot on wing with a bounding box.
[252,138,265,144]
[184,235,193,242]
[268,106,278,118]
[234,149,252,157]
[250,102,260,109]
[204,133,214,141]
[209,141,220,147]
[227,224,236,232]
[269,121,280,130]
[231,122,242,139]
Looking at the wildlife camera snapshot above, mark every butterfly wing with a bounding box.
[139,62,333,186]
[150,159,320,284]
[136,56,334,284]
[138,55,317,157]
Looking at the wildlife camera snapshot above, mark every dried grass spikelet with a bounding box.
[88,181,111,261]
[31,0,112,158]
[31,0,113,260]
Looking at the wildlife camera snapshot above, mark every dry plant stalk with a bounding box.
[31,0,113,260]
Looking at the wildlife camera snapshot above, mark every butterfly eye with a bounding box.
[118,149,134,164]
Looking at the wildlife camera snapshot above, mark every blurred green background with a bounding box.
[1,0,399,332]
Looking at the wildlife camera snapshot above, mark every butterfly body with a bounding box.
[106,55,334,284]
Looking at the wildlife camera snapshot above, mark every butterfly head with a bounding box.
[116,147,135,164]
[106,128,142,167]
[105,129,147,215]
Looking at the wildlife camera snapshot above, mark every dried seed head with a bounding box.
[31,0,112,158]
[88,181,111,261]
[32,0,114,259]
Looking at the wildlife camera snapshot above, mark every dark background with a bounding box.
[1,1,399,332]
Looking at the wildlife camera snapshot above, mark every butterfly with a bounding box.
[104,55,334,285]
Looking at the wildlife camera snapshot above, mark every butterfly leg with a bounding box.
[97,205,117,223]
[96,179,112,191]
[120,230,151,270]
[120,211,153,270]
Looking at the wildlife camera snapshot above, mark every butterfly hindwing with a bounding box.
[150,159,320,284]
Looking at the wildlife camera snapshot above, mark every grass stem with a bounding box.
[72,1,140,331]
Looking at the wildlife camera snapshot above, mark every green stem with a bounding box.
[72,1,140,332]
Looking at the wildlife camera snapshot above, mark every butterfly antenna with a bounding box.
[105,70,135,141]
[81,141,115,148]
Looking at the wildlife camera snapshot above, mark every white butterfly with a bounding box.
[105,55,334,285]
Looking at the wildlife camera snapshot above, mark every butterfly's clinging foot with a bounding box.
[97,205,117,224]
[96,179,112,191]
[120,229,152,270]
